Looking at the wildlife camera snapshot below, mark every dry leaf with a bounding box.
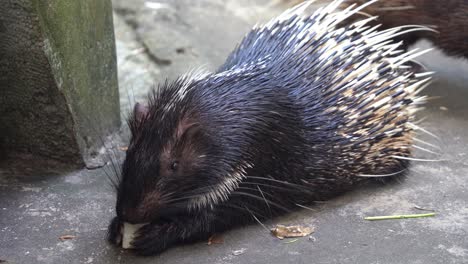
[270,225,315,240]
[207,234,224,245]
[119,146,128,151]
[59,235,76,241]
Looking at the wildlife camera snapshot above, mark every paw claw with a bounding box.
[107,217,122,246]
[130,223,176,256]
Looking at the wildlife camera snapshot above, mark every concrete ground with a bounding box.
[1,0,468,263]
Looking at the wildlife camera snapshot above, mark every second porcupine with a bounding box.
[339,0,468,58]
[108,0,432,255]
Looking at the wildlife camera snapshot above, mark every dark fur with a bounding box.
[108,2,421,255]
[342,0,468,58]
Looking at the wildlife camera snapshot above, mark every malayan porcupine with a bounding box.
[108,0,432,255]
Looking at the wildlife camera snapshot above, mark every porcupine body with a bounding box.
[108,0,430,255]
[341,0,468,58]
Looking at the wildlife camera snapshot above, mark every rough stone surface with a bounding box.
[35,0,121,166]
[0,0,82,167]
[0,0,120,169]
[1,0,468,263]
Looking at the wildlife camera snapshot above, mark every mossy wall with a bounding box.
[0,0,120,169]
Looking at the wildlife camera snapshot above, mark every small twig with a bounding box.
[364,213,436,221]
[59,235,76,241]
[284,238,299,244]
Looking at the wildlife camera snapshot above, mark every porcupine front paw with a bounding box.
[131,222,179,256]
[107,216,122,246]
[131,214,217,256]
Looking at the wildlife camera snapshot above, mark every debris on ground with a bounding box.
[232,248,246,256]
[58,235,76,241]
[119,146,128,151]
[270,225,315,239]
[364,212,436,221]
[207,234,224,245]
[283,238,299,244]
[414,205,435,212]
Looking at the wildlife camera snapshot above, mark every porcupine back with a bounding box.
[212,0,430,194]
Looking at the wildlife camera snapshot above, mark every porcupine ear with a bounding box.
[129,102,149,134]
[133,102,149,123]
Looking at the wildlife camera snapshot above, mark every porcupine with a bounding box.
[107,0,432,255]
[339,0,468,58]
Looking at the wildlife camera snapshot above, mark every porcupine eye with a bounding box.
[170,161,179,171]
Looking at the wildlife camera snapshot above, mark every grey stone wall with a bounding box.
[0,0,120,169]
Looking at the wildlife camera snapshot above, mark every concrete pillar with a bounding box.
[0,0,120,169]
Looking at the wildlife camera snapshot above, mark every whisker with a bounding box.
[82,114,122,187]
[243,206,270,233]
[236,186,280,203]
[391,155,447,162]
[241,182,305,193]
[104,142,121,186]
[295,203,317,212]
[163,195,198,204]
[413,116,428,125]
[413,137,441,150]
[157,191,178,204]
[232,191,291,213]
[412,145,441,155]
[244,176,312,192]
[219,203,268,220]
[357,168,407,177]
[103,162,119,191]
[257,185,272,217]
[408,122,439,139]
[107,139,123,180]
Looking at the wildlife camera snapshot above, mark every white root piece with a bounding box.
[122,222,147,249]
